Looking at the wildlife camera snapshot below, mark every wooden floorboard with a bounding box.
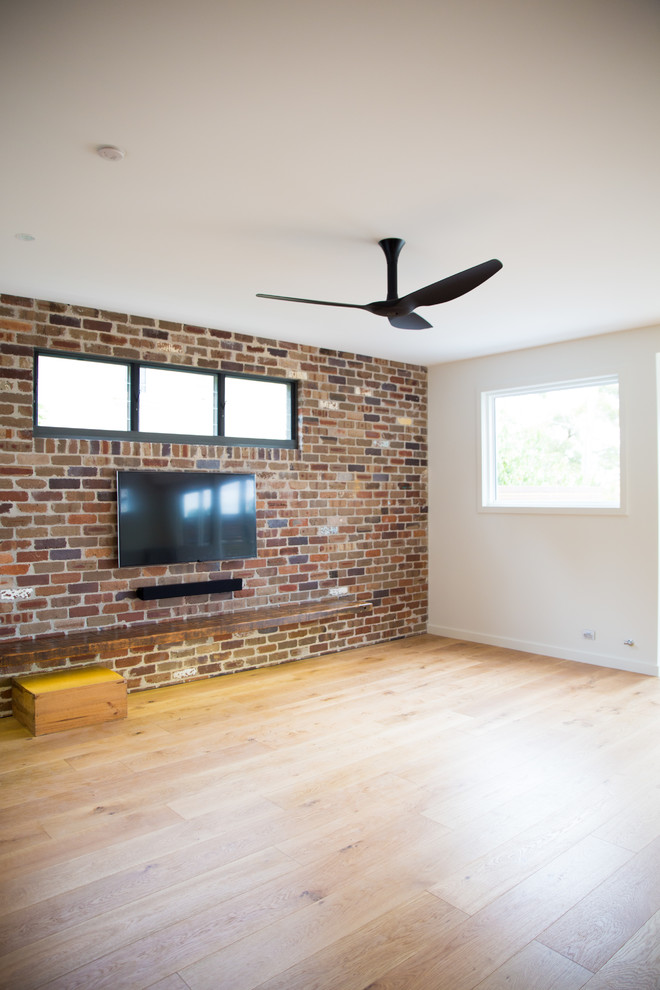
[1,635,660,989]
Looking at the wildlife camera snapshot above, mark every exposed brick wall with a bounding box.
[0,293,427,716]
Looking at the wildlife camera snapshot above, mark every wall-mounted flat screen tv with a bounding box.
[117,471,257,568]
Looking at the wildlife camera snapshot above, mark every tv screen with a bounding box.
[117,471,257,568]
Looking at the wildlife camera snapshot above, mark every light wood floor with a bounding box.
[2,636,660,990]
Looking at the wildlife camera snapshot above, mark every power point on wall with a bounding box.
[0,587,35,601]
[582,629,596,641]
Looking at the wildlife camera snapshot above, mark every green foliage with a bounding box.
[495,383,619,496]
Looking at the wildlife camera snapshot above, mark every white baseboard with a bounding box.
[427,624,658,677]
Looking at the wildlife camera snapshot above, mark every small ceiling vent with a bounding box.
[97,145,126,162]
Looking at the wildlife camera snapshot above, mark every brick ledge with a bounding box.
[0,596,373,673]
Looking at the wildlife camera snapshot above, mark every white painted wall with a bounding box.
[428,325,660,675]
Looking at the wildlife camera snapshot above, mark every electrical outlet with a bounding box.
[582,629,596,640]
[0,588,35,601]
[172,666,198,680]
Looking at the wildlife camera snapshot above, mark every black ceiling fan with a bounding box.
[257,238,502,330]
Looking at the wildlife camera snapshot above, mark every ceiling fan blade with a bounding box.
[258,243,502,331]
[388,313,433,330]
[401,259,503,310]
[256,292,367,312]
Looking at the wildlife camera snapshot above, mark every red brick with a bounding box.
[0,293,427,716]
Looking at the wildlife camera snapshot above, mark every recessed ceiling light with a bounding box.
[15,233,35,241]
[97,145,126,162]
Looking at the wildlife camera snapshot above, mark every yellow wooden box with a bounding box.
[12,666,127,735]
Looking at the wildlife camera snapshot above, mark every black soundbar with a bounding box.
[136,578,243,601]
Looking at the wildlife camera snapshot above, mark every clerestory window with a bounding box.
[33,350,297,448]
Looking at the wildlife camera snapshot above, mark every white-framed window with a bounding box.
[33,350,297,448]
[481,375,622,510]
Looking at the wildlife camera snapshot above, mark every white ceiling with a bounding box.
[2,0,659,367]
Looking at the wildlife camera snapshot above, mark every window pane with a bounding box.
[138,366,216,436]
[224,377,292,440]
[484,379,620,508]
[37,354,129,430]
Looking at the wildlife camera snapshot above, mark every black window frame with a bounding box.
[33,349,298,449]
